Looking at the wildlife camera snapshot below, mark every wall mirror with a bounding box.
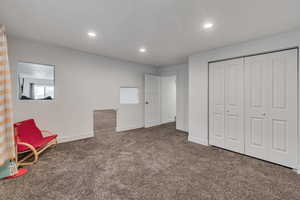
[18,62,55,100]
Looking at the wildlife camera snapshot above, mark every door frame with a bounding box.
[208,47,299,169]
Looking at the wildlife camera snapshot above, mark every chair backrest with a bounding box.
[14,119,43,144]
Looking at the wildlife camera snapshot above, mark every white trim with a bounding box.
[58,132,94,143]
[188,135,209,146]
[297,164,300,174]
[176,127,188,132]
[144,121,162,128]
[161,119,176,124]
[116,125,144,132]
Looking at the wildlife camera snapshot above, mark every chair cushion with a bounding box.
[14,119,43,145]
[18,135,57,153]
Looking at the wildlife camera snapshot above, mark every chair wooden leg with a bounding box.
[17,142,39,167]
[18,150,39,166]
[17,139,57,167]
[37,140,57,155]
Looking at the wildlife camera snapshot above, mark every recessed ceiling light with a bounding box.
[87,31,97,37]
[203,22,214,29]
[139,47,147,53]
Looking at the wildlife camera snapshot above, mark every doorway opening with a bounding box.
[160,75,176,125]
[144,74,176,128]
[93,109,116,132]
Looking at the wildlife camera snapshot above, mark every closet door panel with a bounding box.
[224,59,245,153]
[209,62,225,148]
[244,55,269,160]
[250,117,264,147]
[245,49,298,168]
[268,50,298,168]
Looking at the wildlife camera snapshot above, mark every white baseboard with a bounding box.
[161,119,175,124]
[188,135,209,146]
[116,125,144,132]
[176,127,188,133]
[297,167,300,175]
[58,132,94,143]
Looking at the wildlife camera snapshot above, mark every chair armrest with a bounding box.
[17,142,38,154]
[17,142,39,166]
[41,130,56,136]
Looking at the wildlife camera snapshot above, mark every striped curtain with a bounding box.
[0,25,15,166]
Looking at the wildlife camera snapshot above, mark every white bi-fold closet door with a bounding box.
[244,49,298,168]
[209,49,298,168]
[209,58,245,154]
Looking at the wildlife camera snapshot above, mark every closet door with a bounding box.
[209,62,226,148]
[244,54,270,160]
[209,58,244,153]
[267,50,298,168]
[245,49,298,168]
[224,58,244,153]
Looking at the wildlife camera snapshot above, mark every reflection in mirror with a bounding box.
[18,62,55,100]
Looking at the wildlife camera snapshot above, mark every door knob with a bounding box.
[262,113,266,116]
[145,101,149,104]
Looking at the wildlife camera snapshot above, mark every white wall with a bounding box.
[160,75,176,124]
[8,37,157,142]
[188,29,300,171]
[158,64,189,132]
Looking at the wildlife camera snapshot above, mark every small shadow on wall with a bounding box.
[93,109,116,132]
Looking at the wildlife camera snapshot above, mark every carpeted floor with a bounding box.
[1,123,300,200]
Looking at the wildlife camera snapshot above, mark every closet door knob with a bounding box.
[262,113,266,116]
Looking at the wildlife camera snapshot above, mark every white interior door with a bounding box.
[245,49,298,168]
[209,58,244,153]
[210,49,298,168]
[145,74,161,127]
[244,54,270,160]
[209,62,226,148]
[224,58,244,153]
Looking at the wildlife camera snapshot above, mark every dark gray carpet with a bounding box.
[1,123,300,200]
